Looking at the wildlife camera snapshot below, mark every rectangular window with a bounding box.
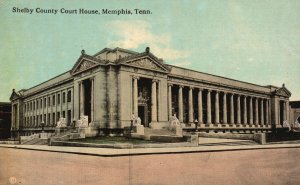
[52,95,55,106]
[33,101,35,110]
[57,112,60,121]
[53,113,56,125]
[67,90,71,102]
[48,97,50,107]
[40,99,42,109]
[62,111,65,118]
[63,92,66,103]
[44,98,46,108]
[48,113,50,125]
[57,94,61,105]
[67,110,71,126]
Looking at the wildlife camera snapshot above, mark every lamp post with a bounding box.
[195,119,198,131]
[41,121,45,133]
[130,117,133,132]
[72,118,76,129]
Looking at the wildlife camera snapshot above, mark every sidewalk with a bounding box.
[1,142,300,157]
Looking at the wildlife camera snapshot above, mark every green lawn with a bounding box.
[70,136,159,144]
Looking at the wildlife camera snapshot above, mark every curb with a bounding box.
[1,143,300,157]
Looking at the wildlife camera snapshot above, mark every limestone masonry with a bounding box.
[10,47,292,137]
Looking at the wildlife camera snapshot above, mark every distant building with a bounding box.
[10,47,292,137]
[0,102,11,139]
[289,101,300,124]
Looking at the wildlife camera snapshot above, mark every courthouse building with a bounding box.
[10,47,291,137]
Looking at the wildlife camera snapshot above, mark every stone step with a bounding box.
[22,138,48,145]
[144,128,176,136]
[198,141,257,146]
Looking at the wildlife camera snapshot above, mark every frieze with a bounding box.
[127,57,162,71]
[74,60,96,73]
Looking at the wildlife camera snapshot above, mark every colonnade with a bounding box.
[132,76,158,122]
[168,85,274,127]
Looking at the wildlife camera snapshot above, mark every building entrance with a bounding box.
[138,105,148,127]
[83,79,91,123]
[137,78,152,127]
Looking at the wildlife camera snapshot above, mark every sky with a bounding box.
[0,0,299,101]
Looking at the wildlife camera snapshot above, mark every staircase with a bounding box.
[144,127,177,136]
[21,138,48,145]
[198,138,257,146]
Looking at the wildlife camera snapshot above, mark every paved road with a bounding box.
[0,147,299,185]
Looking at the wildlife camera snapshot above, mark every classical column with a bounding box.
[285,100,289,123]
[207,90,212,124]
[178,85,183,122]
[249,97,253,124]
[79,81,85,116]
[223,92,227,124]
[278,100,281,125]
[188,87,194,123]
[283,100,286,122]
[243,96,247,124]
[255,97,259,125]
[215,91,220,124]
[230,93,234,124]
[133,76,139,116]
[90,78,94,122]
[198,89,203,124]
[266,99,269,125]
[260,98,264,125]
[168,84,172,120]
[151,79,158,122]
[237,95,241,124]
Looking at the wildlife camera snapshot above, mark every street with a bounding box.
[0,147,299,185]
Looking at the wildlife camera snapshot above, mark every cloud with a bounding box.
[172,60,192,67]
[106,20,191,62]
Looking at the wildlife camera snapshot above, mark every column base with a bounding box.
[199,123,206,128]
[243,124,249,128]
[221,124,229,127]
[229,124,236,128]
[208,124,214,127]
[214,124,222,128]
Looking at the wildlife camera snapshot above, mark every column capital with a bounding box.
[167,83,173,87]
[132,76,140,80]
[89,76,95,81]
[189,86,194,90]
[179,85,184,88]
[207,89,212,92]
[198,87,204,91]
[223,91,227,95]
[152,79,159,83]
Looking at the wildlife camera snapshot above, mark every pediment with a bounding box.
[10,89,20,101]
[71,58,99,75]
[124,56,169,73]
[274,86,291,97]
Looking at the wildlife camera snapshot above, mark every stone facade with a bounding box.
[10,47,292,137]
[289,101,300,125]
